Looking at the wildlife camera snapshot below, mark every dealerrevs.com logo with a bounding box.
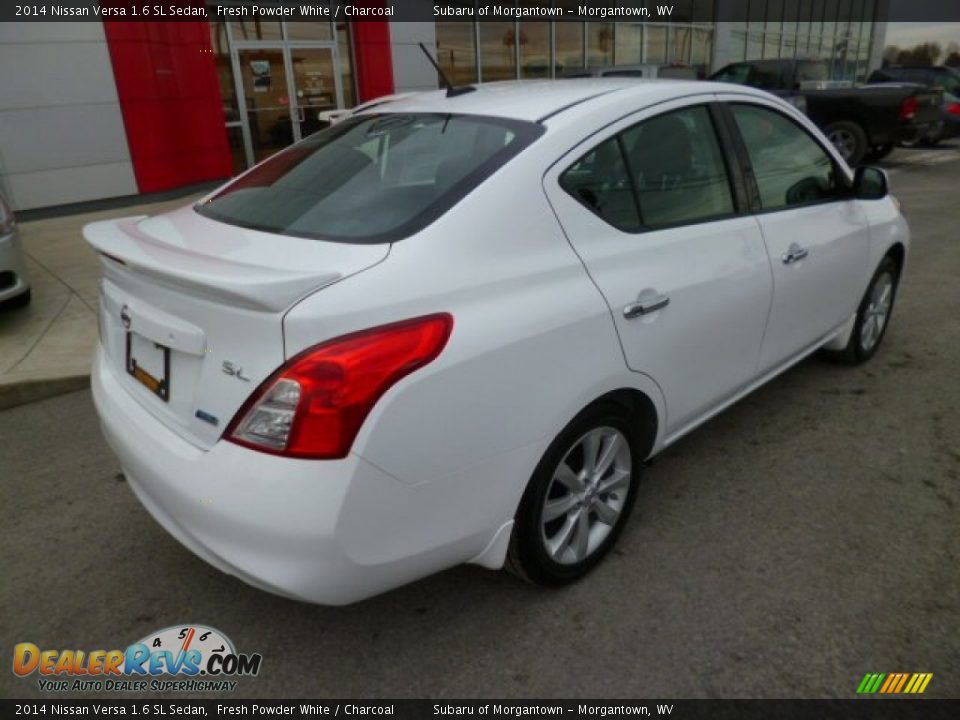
[13,624,262,693]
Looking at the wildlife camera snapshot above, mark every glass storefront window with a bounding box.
[286,22,333,41]
[763,34,782,59]
[519,22,552,78]
[690,27,713,76]
[780,34,798,59]
[587,22,614,66]
[229,21,283,41]
[554,21,584,75]
[436,21,478,85]
[729,29,748,63]
[479,22,517,81]
[615,24,643,66]
[669,26,692,65]
[746,31,763,61]
[646,25,667,64]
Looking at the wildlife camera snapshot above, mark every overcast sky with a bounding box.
[884,22,960,50]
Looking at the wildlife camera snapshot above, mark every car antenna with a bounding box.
[419,43,476,98]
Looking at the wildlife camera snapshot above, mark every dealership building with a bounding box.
[0,1,890,211]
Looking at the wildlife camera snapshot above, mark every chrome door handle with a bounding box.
[623,293,670,319]
[782,244,809,265]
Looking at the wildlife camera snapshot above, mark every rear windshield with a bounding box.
[197,113,543,244]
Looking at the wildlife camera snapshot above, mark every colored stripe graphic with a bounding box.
[857,673,885,693]
[893,673,909,693]
[857,673,932,694]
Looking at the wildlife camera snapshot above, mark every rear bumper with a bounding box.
[91,347,485,604]
[895,120,938,144]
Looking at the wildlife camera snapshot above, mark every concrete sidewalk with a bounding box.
[0,193,204,409]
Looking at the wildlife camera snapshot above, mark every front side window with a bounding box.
[197,113,542,243]
[729,103,840,211]
[621,106,735,228]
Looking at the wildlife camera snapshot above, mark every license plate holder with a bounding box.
[125,332,171,402]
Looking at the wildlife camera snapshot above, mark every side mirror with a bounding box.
[852,166,888,200]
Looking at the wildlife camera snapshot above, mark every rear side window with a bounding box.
[197,113,542,243]
[747,65,783,90]
[561,105,735,231]
[729,104,839,211]
[712,63,750,84]
[560,138,641,232]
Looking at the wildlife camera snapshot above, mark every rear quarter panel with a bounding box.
[282,139,667,557]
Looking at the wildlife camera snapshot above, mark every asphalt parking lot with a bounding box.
[2,145,958,700]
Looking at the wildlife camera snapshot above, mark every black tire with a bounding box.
[1,287,31,310]
[864,143,894,162]
[506,401,643,586]
[825,256,900,365]
[824,121,868,166]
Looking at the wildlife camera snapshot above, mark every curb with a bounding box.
[0,375,90,411]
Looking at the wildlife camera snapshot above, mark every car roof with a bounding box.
[353,79,756,125]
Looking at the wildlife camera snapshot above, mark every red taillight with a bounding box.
[226,314,453,459]
[947,103,960,116]
[899,96,918,120]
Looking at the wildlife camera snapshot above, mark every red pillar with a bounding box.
[102,20,233,194]
[352,21,396,103]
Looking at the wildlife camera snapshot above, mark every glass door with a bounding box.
[235,45,343,165]
[289,47,342,139]
[237,47,295,164]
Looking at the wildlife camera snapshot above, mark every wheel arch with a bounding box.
[885,241,906,276]
[593,387,660,460]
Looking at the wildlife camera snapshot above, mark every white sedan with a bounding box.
[86,80,908,604]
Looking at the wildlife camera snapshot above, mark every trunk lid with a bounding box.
[85,206,389,449]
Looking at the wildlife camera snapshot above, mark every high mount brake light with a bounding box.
[226,314,453,460]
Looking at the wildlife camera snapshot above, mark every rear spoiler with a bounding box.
[83,217,342,313]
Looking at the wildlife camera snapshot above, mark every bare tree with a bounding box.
[896,42,943,66]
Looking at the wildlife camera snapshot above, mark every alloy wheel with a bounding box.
[860,271,894,353]
[540,427,632,565]
[829,129,857,161]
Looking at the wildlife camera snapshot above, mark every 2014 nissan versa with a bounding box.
[87,80,908,604]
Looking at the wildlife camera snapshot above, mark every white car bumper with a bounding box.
[0,229,30,303]
[91,346,488,605]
